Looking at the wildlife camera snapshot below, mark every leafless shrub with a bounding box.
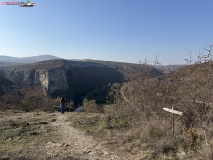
[0,85,57,112]
[82,99,104,113]
[102,45,213,159]
[187,127,198,152]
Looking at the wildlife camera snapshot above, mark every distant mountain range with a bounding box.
[153,64,187,72]
[0,55,61,64]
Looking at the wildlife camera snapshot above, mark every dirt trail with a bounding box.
[120,85,141,112]
[48,113,121,160]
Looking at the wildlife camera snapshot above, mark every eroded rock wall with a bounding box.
[6,60,110,96]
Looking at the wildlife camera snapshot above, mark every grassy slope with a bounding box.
[0,111,58,159]
[73,61,213,159]
[5,60,213,159]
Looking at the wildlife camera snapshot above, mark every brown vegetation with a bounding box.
[77,45,213,159]
[0,85,59,112]
[63,66,124,102]
[2,45,213,159]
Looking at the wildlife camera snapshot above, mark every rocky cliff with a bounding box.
[5,59,121,97]
[5,59,161,99]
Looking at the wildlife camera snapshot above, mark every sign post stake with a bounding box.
[163,107,182,137]
[172,107,174,136]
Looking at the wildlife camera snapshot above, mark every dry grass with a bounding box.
[82,99,104,113]
[0,110,59,159]
[0,85,60,112]
[1,46,213,159]
[74,45,213,159]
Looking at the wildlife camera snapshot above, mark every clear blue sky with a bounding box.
[1,0,213,65]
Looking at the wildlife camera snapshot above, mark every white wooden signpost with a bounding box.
[163,107,183,136]
[163,107,183,116]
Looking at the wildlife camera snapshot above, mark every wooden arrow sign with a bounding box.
[163,107,183,116]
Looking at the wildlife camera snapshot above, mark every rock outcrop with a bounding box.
[5,59,119,96]
[5,59,161,98]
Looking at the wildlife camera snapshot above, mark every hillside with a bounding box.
[0,76,14,96]
[4,59,162,98]
[2,58,213,159]
[0,62,25,76]
[0,55,60,64]
[106,60,213,159]
[83,59,162,77]
[0,58,168,159]
[0,55,184,74]
[2,59,125,103]
[154,64,186,72]
[0,62,25,68]
[0,110,150,159]
[0,58,164,112]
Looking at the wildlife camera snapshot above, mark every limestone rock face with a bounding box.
[7,69,53,95]
[6,60,109,96]
[34,70,49,93]
[46,68,68,95]
[5,59,161,97]
[7,68,69,96]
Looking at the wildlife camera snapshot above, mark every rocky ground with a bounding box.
[49,113,121,160]
[0,110,152,160]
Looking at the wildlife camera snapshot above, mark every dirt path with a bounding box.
[48,113,121,160]
[120,85,141,112]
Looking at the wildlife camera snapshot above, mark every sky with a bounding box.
[0,0,213,65]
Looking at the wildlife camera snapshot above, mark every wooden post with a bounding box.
[163,107,182,136]
[172,107,174,136]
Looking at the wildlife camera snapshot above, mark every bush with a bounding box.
[83,99,104,113]
[0,85,57,112]
[99,45,213,159]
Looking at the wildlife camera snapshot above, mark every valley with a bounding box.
[1,52,213,159]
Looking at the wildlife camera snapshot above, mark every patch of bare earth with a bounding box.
[65,113,153,160]
[0,111,126,160]
[50,112,121,160]
[0,110,153,160]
